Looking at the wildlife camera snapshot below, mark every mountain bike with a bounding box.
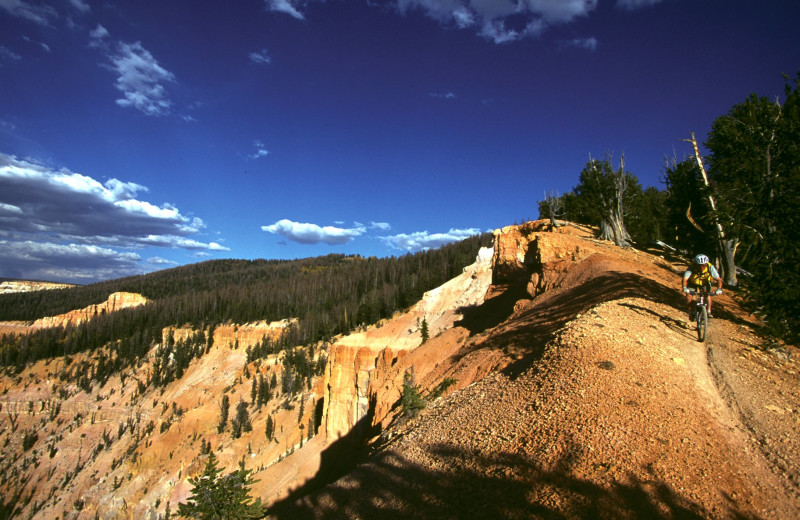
[688,288,713,342]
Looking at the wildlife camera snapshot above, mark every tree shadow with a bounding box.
[456,283,530,337]
[266,438,759,520]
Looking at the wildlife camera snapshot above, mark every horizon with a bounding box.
[2,0,799,284]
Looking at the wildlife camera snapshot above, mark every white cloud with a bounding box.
[429,91,457,99]
[397,0,598,42]
[0,153,224,251]
[109,41,175,116]
[248,140,270,159]
[262,219,366,245]
[69,0,90,13]
[266,0,305,20]
[0,239,143,283]
[369,221,391,231]
[0,0,58,26]
[89,24,110,45]
[249,48,272,65]
[0,153,229,281]
[257,0,659,44]
[147,256,178,266]
[380,227,481,252]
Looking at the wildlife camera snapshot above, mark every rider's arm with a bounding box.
[682,270,690,292]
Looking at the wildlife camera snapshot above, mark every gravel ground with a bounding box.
[269,295,799,519]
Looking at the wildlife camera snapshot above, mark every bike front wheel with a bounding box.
[696,305,708,342]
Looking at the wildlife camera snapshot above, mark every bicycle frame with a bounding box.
[688,288,710,342]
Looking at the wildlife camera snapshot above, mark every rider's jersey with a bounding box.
[683,263,720,288]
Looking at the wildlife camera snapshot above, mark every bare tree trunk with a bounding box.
[543,190,563,228]
[685,132,738,287]
[595,155,631,247]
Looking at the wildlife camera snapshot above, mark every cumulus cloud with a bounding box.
[262,219,366,245]
[109,41,175,116]
[0,153,227,282]
[380,227,481,252]
[0,0,58,26]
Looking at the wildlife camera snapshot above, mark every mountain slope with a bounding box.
[266,221,800,519]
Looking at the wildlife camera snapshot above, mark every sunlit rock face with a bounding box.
[321,247,493,440]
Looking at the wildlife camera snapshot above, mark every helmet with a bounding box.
[694,254,709,265]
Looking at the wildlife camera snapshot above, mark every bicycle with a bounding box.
[687,288,715,342]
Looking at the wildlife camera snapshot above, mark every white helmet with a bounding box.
[694,254,709,265]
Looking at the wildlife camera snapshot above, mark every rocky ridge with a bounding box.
[266,221,800,519]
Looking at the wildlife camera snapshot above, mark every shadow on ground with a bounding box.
[266,438,751,520]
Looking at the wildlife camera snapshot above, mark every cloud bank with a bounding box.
[0,153,227,282]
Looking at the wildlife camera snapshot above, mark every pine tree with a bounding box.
[177,452,265,519]
[217,395,230,434]
[265,415,274,441]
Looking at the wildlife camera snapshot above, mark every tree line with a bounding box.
[539,70,799,342]
[0,233,492,371]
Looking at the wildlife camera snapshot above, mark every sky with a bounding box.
[1,0,799,284]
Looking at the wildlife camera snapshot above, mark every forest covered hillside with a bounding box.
[0,233,492,373]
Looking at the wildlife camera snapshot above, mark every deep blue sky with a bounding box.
[1,0,798,284]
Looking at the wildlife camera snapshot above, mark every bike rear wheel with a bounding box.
[696,305,708,342]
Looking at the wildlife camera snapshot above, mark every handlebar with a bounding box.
[685,288,722,295]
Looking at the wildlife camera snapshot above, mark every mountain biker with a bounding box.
[682,254,723,318]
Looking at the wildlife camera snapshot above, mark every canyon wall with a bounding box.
[321,247,493,441]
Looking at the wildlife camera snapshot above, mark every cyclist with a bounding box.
[682,254,723,318]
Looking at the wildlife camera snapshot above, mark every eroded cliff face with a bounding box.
[321,247,493,440]
[0,280,75,294]
[0,292,149,336]
[164,318,297,350]
[35,292,148,330]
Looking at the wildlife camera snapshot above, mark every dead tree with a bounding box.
[542,190,564,228]
[683,132,738,286]
[590,154,632,247]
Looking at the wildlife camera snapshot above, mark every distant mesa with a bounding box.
[0,279,76,294]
